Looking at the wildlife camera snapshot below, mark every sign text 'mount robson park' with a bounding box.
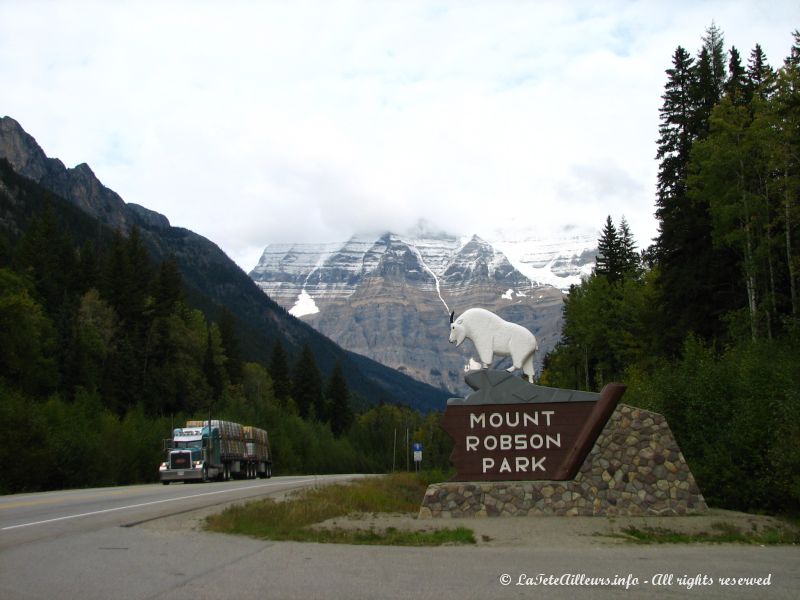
[465,408,561,475]
[441,371,626,482]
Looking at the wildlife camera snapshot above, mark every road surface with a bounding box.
[1,476,798,599]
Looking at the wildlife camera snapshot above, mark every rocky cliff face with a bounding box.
[251,232,572,393]
[0,116,169,232]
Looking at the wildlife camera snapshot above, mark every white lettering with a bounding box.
[470,413,485,429]
[484,436,497,451]
[514,434,526,449]
[499,457,511,472]
[532,456,546,471]
[530,434,543,449]
[542,410,554,426]
[482,457,494,473]
[515,456,529,471]
[465,435,479,452]
[489,413,503,428]
[523,412,538,426]
[500,435,512,450]
[546,433,561,448]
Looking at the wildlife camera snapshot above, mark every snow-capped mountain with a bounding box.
[251,231,596,393]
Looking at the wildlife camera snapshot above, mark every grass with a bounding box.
[204,472,476,546]
[613,521,800,545]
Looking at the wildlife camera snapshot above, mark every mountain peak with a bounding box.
[0,117,172,232]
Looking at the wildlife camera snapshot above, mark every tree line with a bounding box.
[541,26,800,513]
[0,194,452,494]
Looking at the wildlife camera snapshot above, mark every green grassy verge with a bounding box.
[204,472,475,546]
[613,521,800,545]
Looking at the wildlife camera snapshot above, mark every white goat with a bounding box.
[449,308,538,380]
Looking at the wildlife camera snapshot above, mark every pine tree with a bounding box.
[595,216,622,283]
[693,23,727,137]
[203,325,225,404]
[618,216,640,277]
[654,26,742,351]
[291,343,323,419]
[218,307,243,384]
[326,362,353,436]
[747,44,774,100]
[655,46,697,261]
[725,46,748,105]
[269,338,291,403]
[153,256,183,318]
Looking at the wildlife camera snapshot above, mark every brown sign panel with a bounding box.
[441,382,626,481]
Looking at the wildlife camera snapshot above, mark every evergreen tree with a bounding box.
[291,343,323,419]
[153,256,183,318]
[218,307,243,384]
[203,325,225,404]
[618,216,640,277]
[326,362,353,436]
[724,46,748,105]
[595,216,622,283]
[269,338,291,404]
[693,23,727,136]
[654,26,741,352]
[747,44,774,100]
[655,46,697,260]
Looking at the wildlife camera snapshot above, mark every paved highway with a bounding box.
[1,476,798,599]
[0,475,355,550]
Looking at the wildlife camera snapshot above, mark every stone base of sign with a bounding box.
[419,404,707,518]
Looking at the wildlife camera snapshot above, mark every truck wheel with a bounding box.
[202,466,209,482]
[162,481,170,485]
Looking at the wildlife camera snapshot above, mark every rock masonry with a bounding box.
[419,404,707,518]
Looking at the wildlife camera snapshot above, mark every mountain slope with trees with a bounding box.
[0,116,448,414]
[0,160,453,493]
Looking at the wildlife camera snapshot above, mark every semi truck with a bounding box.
[159,419,272,484]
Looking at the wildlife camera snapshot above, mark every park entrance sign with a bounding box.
[422,307,707,517]
[442,370,626,481]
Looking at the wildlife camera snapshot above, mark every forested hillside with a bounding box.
[0,161,452,493]
[542,27,800,513]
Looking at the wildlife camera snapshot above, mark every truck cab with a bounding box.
[159,426,219,483]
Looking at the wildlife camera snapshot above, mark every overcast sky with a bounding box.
[2,1,797,271]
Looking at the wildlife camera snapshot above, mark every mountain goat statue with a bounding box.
[449,308,538,381]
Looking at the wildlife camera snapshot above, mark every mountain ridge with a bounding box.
[251,231,573,392]
[0,115,449,411]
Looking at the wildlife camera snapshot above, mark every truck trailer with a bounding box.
[159,419,272,484]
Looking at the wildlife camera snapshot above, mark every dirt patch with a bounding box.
[312,509,792,548]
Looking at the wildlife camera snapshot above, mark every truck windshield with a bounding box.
[174,441,202,448]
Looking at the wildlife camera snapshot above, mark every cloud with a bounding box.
[1,0,797,271]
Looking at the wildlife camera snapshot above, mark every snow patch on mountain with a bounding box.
[490,232,597,291]
[290,290,320,317]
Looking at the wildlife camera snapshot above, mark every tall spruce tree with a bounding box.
[291,343,323,419]
[725,46,748,105]
[654,26,742,351]
[595,216,622,283]
[326,362,353,436]
[747,44,774,100]
[218,308,243,385]
[618,216,640,277]
[269,338,291,404]
[655,46,696,257]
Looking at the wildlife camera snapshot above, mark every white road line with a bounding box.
[1,476,349,531]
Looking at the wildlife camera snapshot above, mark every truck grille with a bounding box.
[170,451,192,469]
